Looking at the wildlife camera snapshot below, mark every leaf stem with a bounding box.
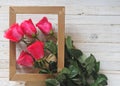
[21,39,28,45]
[35,36,41,41]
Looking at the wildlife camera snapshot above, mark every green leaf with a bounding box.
[67,79,77,86]
[69,65,79,78]
[46,79,60,86]
[85,54,96,74]
[85,54,96,65]
[66,36,73,50]
[60,68,71,75]
[34,59,46,68]
[72,78,82,85]
[39,69,50,74]
[91,74,108,86]
[77,54,87,64]
[49,61,57,73]
[95,61,100,73]
[34,61,40,68]
[70,49,83,59]
[45,40,57,55]
[97,74,108,84]
[87,63,95,75]
[56,73,66,83]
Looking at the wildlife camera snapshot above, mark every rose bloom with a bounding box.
[4,23,24,42]
[36,17,52,35]
[17,51,34,67]
[27,41,44,60]
[21,19,37,37]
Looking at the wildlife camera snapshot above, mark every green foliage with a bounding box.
[45,40,57,55]
[34,57,57,74]
[49,61,57,73]
[91,74,108,86]
[44,36,108,86]
[46,79,60,86]
[65,36,73,50]
[34,58,47,69]
[39,69,51,74]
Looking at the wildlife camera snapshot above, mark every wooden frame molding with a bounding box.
[9,6,65,81]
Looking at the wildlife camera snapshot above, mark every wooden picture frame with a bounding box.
[9,6,65,81]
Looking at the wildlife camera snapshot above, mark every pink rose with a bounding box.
[4,23,24,42]
[27,41,44,60]
[21,19,37,37]
[36,17,52,35]
[17,51,34,67]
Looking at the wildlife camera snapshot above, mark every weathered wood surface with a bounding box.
[0,0,120,85]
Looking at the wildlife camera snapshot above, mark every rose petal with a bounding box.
[27,41,44,60]
[17,51,34,67]
[4,23,24,42]
[21,19,37,37]
[36,17,52,35]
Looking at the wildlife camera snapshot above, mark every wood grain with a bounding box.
[0,0,120,86]
[9,6,65,81]
[1,6,120,15]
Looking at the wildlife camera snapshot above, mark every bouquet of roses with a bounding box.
[4,17,57,73]
[4,17,108,86]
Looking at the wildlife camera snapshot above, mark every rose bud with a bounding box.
[21,19,37,37]
[27,41,44,60]
[4,23,24,42]
[36,17,53,35]
[17,51,34,67]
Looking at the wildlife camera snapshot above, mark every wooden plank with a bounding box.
[74,43,120,53]
[66,33,120,43]
[1,6,120,16]
[0,0,120,6]
[0,32,9,41]
[1,5,120,16]
[65,25,120,34]
[0,14,9,29]
[66,6,120,15]
[0,41,9,50]
[84,52,120,61]
[100,61,120,71]
[0,81,25,86]
[0,50,9,59]
[0,6,8,14]
[11,6,64,14]
[0,69,9,77]
[0,14,9,21]
[0,60,9,69]
[25,81,45,86]
[0,78,9,81]
[106,73,120,86]
[65,15,120,24]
